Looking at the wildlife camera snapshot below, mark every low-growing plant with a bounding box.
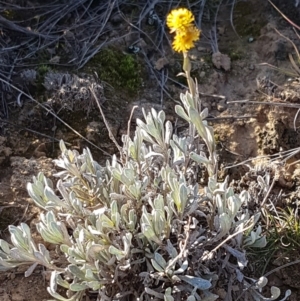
[0,7,290,301]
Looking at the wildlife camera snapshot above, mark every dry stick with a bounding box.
[225,146,300,170]
[228,99,300,109]
[89,87,122,155]
[289,53,300,74]
[293,108,300,131]
[230,0,240,38]
[206,115,256,122]
[117,6,164,56]
[0,15,57,39]
[202,222,256,262]
[0,77,112,157]
[272,26,300,62]
[165,216,191,271]
[260,176,277,228]
[0,118,70,145]
[268,0,300,31]
[125,105,139,164]
[258,62,298,77]
[197,0,207,29]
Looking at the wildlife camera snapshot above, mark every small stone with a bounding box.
[212,52,231,71]
[217,99,227,112]
[11,293,24,301]
[110,13,122,24]
[137,38,147,49]
[197,46,208,52]
[248,36,254,43]
[154,57,169,71]
[248,64,255,70]
[217,26,226,35]
[199,71,206,78]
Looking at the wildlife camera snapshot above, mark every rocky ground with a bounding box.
[1,0,300,300]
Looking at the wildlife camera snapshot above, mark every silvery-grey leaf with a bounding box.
[11,248,33,262]
[86,244,106,260]
[224,245,248,269]
[49,271,58,292]
[179,275,211,290]
[0,239,10,254]
[68,264,86,280]
[56,274,70,289]
[38,244,51,261]
[158,110,165,123]
[189,107,206,139]
[151,258,164,272]
[144,151,165,159]
[205,126,215,153]
[200,108,209,119]
[85,269,98,281]
[165,120,173,144]
[269,286,280,300]
[108,246,125,260]
[200,292,219,301]
[175,105,190,122]
[145,287,164,299]
[280,290,291,301]
[25,262,38,277]
[190,152,210,165]
[27,183,46,209]
[86,281,101,291]
[69,283,87,292]
[154,252,167,269]
[34,251,50,266]
[141,223,161,245]
[0,258,18,268]
[164,288,174,301]
[59,140,67,153]
[173,259,188,274]
[249,236,267,248]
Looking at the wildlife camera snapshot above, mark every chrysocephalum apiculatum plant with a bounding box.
[0,7,290,301]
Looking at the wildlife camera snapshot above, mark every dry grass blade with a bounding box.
[89,87,122,156]
[230,0,240,39]
[268,0,300,31]
[271,27,300,67]
[288,53,300,75]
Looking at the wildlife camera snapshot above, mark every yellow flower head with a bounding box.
[172,26,200,53]
[167,8,194,33]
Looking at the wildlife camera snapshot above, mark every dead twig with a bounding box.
[0,77,112,157]
[89,87,122,157]
[268,0,300,31]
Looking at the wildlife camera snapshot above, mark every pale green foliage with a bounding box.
[0,91,282,301]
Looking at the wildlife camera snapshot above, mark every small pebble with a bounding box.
[248,64,255,70]
[199,71,206,78]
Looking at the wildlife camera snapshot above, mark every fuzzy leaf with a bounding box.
[179,275,211,290]
[175,105,190,122]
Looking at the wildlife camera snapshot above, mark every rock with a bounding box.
[212,52,231,71]
[199,71,206,78]
[217,26,226,35]
[217,99,227,112]
[248,63,255,70]
[154,57,169,71]
[137,38,147,49]
[86,121,102,143]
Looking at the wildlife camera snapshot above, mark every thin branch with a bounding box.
[0,77,112,157]
[89,86,122,156]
